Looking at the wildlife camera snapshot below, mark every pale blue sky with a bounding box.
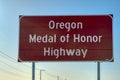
[0,0,120,80]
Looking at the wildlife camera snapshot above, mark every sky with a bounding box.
[0,0,120,80]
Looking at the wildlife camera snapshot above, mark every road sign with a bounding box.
[18,15,113,62]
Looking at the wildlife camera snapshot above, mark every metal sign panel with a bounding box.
[18,15,113,62]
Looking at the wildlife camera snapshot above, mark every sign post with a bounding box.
[32,62,35,80]
[97,62,100,80]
